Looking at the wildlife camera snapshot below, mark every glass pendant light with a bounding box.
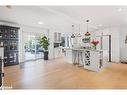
[77,24,81,37]
[71,25,75,38]
[85,20,91,36]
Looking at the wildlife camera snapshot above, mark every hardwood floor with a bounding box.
[4,58,127,89]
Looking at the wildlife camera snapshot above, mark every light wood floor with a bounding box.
[4,58,127,89]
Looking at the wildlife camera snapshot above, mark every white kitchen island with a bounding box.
[63,47,107,72]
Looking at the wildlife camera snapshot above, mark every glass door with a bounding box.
[25,35,36,61]
[35,38,43,59]
[24,35,43,61]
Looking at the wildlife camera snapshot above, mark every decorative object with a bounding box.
[91,40,99,50]
[40,36,49,60]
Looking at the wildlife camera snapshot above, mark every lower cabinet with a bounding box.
[84,50,101,72]
[54,48,63,58]
[64,49,105,72]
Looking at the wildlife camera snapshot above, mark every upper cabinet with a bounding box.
[54,32,61,43]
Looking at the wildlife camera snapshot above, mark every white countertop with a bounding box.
[61,47,103,52]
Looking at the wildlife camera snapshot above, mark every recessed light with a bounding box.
[118,8,122,12]
[98,24,102,27]
[38,21,44,25]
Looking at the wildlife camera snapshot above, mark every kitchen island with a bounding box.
[63,47,107,72]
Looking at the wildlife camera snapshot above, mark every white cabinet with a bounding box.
[54,47,63,58]
[64,49,73,64]
[54,32,61,42]
[84,50,102,72]
[64,48,106,72]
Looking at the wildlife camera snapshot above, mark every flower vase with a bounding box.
[93,45,97,50]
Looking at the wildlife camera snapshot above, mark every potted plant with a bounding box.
[40,36,49,60]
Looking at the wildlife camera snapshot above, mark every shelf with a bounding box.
[0,38,18,40]
[0,25,19,66]
[4,50,18,52]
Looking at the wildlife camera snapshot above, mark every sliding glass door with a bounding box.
[25,35,36,61]
[24,35,43,61]
[35,38,43,59]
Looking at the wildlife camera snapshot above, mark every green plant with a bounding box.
[40,36,49,50]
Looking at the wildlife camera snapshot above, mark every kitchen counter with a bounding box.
[61,47,103,52]
[63,47,107,72]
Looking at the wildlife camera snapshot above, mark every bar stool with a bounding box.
[73,50,78,65]
[73,49,84,67]
[77,50,84,67]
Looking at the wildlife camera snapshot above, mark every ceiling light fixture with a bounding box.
[118,8,122,12]
[85,20,91,36]
[98,24,102,27]
[6,5,12,9]
[38,21,44,25]
[77,24,81,37]
[71,25,75,38]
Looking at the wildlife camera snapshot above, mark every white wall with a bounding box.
[95,27,120,62]
[48,29,55,59]
[119,26,127,62]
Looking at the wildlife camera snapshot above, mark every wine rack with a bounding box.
[0,25,19,66]
[84,50,90,66]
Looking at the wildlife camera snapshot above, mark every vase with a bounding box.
[93,45,97,50]
[44,51,48,60]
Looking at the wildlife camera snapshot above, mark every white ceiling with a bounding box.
[0,6,127,32]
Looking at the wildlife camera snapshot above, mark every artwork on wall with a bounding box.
[125,35,127,44]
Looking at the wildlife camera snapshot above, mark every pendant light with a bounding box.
[77,24,81,37]
[71,25,75,38]
[85,20,91,36]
